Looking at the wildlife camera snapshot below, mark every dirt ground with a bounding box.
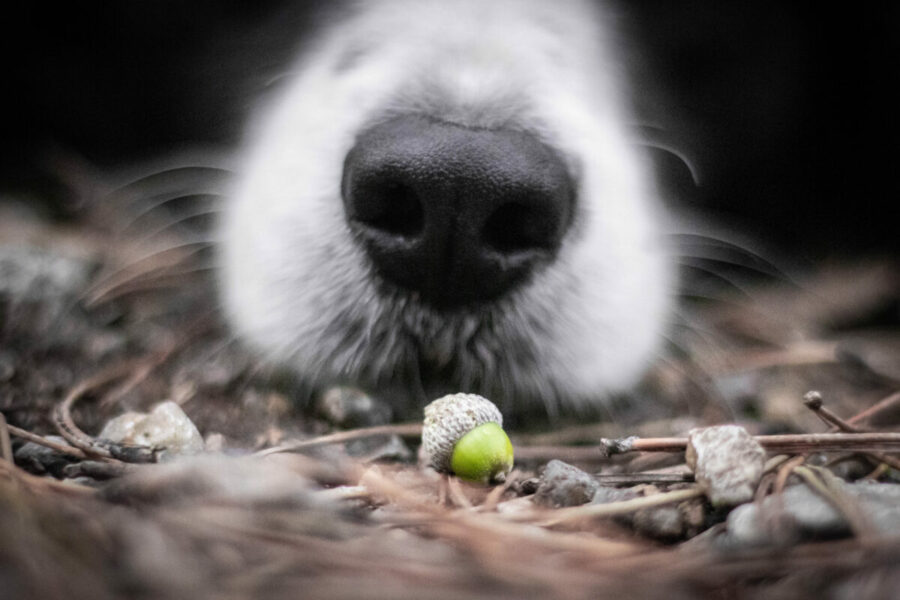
[1,185,899,599]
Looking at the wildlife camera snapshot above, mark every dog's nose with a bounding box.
[342,115,574,307]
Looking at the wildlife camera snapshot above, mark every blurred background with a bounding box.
[2,0,898,263]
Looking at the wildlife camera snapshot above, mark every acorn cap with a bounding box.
[422,393,503,473]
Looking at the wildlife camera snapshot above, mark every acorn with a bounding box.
[421,393,514,484]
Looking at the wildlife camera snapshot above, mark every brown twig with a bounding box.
[847,390,900,427]
[357,463,643,558]
[593,473,695,485]
[707,340,838,375]
[0,460,95,496]
[52,320,211,463]
[0,412,13,462]
[254,423,424,457]
[803,390,863,432]
[513,444,619,462]
[258,424,900,468]
[793,465,875,537]
[773,454,808,495]
[4,422,89,459]
[598,432,900,457]
[532,487,706,526]
[804,390,900,471]
[445,475,474,509]
[479,470,520,512]
[52,358,152,463]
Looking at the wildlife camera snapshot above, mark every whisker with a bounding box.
[129,208,221,251]
[675,255,789,287]
[665,232,796,284]
[85,270,217,306]
[630,124,701,186]
[80,241,216,306]
[120,191,224,234]
[107,159,234,198]
[677,261,756,298]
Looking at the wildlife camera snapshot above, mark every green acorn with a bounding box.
[422,393,514,484]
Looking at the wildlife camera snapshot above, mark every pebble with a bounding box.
[14,436,77,477]
[686,425,766,507]
[725,481,900,548]
[99,401,204,460]
[346,434,412,462]
[592,485,641,504]
[317,386,392,428]
[633,505,684,540]
[534,459,599,508]
[0,244,92,303]
[593,485,692,541]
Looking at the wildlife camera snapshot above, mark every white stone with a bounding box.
[100,401,204,460]
[686,425,766,507]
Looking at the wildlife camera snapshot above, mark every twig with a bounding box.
[52,358,154,463]
[708,340,838,375]
[4,422,89,459]
[0,413,12,462]
[593,473,694,485]
[793,465,875,537]
[312,485,371,503]
[804,390,900,471]
[357,463,643,558]
[52,318,212,463]
[847,390,900,427]
[258,424,900,466]
[754,471,777,503]
[446,475,473,509]
[513,444,617,462]
[597,432,900,457]
[774,455,808,495]
[479,470,520,512]
[63,460,135,480]
[532,487,705,526]
[763,454,791,474]
[0,460,95,496]
[862,463,891,481]
[804,391,863,432]
[254,423,424,457]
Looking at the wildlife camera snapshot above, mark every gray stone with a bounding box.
[592,485,640,504]
[633,506,685,540]
[317,386,392,428]
[534,460,599,508]
[686,425,766,507]
[14,435,77,477]
[0,244,92,303]
[724,481,900,548]
[346,434,412,462]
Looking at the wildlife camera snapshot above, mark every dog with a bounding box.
[219,0,673,416]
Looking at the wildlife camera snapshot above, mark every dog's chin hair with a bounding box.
[266,273,569,416]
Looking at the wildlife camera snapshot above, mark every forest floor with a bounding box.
[1,181,899,600]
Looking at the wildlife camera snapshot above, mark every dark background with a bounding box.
[2,1,898,262]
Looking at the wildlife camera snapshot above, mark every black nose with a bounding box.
[341,115,574,308]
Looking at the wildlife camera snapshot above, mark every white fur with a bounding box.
[220,0,673,412]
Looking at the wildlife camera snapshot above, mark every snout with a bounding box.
[342,115,574,308]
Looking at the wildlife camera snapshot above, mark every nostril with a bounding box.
[482,199,564,255]
[350,179,424,239]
